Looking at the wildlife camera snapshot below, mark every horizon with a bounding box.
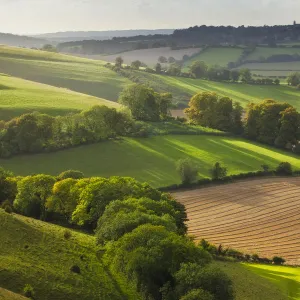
[1,0,299,35]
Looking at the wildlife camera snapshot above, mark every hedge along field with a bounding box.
[1,135,300,187]
[183,47,243,70]
[0,45,131,101]
[0,74,119,121]
[244,264,300,299]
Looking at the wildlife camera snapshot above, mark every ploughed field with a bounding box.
[174,177,300,265]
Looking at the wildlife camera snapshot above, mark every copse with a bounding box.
[118,84,172,121]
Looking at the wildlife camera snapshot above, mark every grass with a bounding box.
[213,261,288,300]
[0,45,131,101]
[0,73,119,121]
[0,288,28,300]
[183,47,243,70]
[0,135,300,187]
[247,47,300,60]
[0,209,140,300]
[244,264,300,300]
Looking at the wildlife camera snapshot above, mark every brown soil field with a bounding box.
[173,177,300,265]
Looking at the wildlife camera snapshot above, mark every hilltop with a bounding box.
[0,32,47,48]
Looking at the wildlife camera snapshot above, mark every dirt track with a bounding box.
[173,177,300,265]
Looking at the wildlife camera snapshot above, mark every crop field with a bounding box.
[174,177,300,265]
[0,209,140,300]
[247,47,300,60]
[0,73,118,120]
[244,264,300,299]
[0,45,130,101]
[79,47,201,67]
[1,135,300,187]
[183,47,243,69]
[237,61,300,77]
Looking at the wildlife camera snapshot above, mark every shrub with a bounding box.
[261,164,270,172]
[70,265,81,274]
[276,162,292,175]
[211,162,227,180]
[4,205,13,214]
[251,254,260,262]
[57,170,85,181]
[176,158,199,185]
[273,256,286,265]
[180,289,214,300]
[23,284,35,298]
[63,229,72,240]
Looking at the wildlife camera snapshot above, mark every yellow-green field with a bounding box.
[0,73,118,120]
[1,135,299,187]
[248,47,300,60]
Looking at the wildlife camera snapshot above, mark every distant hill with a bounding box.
[33,29,175,42]
[0,32,47,48]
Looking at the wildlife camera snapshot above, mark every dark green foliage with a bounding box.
[0,167,17,205]
[70,265,81,274]
[63,230,72,240]
[57,170,85,181]
[273,256,286,265]
[180,289,214,300]
[261,164,270,172]
[167,63,181,76]
[131,60,142,70]
[276,162,293,175]
[287,72,300,86]
[211,162,227,180]
[189,61,208,78]
[240,68,252,83]
[115,56,123,68]
[23,284,35,298]
[176,159,199,185]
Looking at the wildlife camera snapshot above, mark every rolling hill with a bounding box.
[0,209,140,300]
[0,73,118,121]
[0,33,46,48]
[0,135,300,187]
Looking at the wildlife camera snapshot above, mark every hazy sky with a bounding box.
[1,0,300,35]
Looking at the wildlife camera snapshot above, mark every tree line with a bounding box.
[1,169,234,300]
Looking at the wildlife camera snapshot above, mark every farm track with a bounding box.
[173,177,300,265]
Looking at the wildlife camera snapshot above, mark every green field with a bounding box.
[183,47,243,69]
[1,135,299,187]
[214,261,288,300]
[0,209,140,300]
[0,73,119,121]
[244,264,300,300]
[0,45,130,101]
[248,47,300,60]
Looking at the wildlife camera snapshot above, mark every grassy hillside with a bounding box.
[0,45,131,101]
[247,47,300,60]
[124,70,300,109]
[0,209,140,300]
[214,261,288,300]
[244,264,300,299]
[0,288,28,300]
[0,135,299,187]
[183,47,243,70]
[0,73,119,121]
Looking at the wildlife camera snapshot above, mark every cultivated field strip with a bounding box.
[173,178,300,265]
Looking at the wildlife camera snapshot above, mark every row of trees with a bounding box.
[185,92,300,152]
[0,106,133,158]
[2,169,234,300]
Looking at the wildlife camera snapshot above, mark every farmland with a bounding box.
[0,209,140,300]
[1,135,300,187]
[174,177,300,265]
[0,73,118,121]
[183,47,243,69]
[247,46,300,60]
[80,47,201,67]
[0,288,28,300]
[0,45,130,101]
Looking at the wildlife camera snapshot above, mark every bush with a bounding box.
[251,254,260,262]
[63,229,72,240]
[57,170,85,180]
[276,162,293,175]
[273,256,286,265]
[211,162,227,180]
[176,158,199,185]
[180,289,214,300]
[4,205,13,214]
[261,164,270,172]
[23,284,35,298]
[70,265,81,274]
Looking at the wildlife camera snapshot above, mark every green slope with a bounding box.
[0,135,299,187]
[0,73,119,121]
[0,209,140,300]
[0,288,28,300]
[213,261,288,300]
[0,45,131,102]
[247,47,300,60]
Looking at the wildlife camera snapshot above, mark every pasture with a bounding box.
[79,47,201,67]
[0,209,140,300]
[0,45,130,101]
[183,47,243,69]
[0,73,118,120]
[247,46,300,60]
[0,135,300,187]
[174,177,300,265]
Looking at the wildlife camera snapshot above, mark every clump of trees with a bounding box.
[287,72,300,87]
[176,158,199,185]
[118,83,172,121]
[185,92,243,134]
[0,105,133,158]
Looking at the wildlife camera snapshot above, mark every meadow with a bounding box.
[247,46,300,60]
[0,209,140,300]
[0,73,118,120]
[1,135,300,187]
[0,45,131,101]
[183,47,243,69]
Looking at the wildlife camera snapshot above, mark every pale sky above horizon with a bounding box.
[1,0,300,35]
